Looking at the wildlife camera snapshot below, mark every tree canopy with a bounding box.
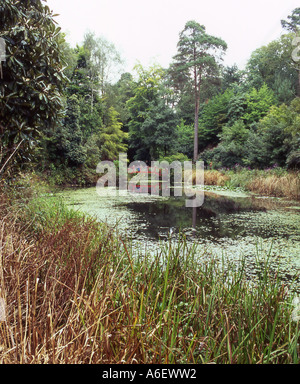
[281,8,300,33]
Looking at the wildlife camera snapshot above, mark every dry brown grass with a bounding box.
[185,170,230,186]
[204,171,230,186]
[0,216,102,362]
[247,173,300,200]
[188,167,299,201]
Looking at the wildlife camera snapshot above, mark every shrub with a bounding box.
[287,151,300,170]
[158,153,190,164]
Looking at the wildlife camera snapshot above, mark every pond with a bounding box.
[59,186,300,287]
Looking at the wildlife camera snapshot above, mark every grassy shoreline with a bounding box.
[202,168,300,200]
[0,183,299,364]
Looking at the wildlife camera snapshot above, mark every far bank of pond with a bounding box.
[58,186,300,288]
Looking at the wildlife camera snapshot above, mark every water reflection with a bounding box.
[122,193,272,241]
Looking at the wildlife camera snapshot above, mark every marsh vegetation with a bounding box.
[0,185,299,364]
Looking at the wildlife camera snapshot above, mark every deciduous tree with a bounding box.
[127,64,178,161]
[246,34,299,101]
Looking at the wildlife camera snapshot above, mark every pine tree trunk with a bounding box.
[193,61,198,163]
[193,66,201,163]
[194,101,199,163]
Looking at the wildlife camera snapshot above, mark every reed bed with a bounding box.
[200,168,300,201]
[247,173,300,200]
[186,169,230,187]
[204,171,230,187]
[0,192,299,364]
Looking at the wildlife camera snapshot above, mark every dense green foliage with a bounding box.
[202,98,300,169]
[1,2,299,184]
[127,64,179,161]
[99,106,127,161]
[0,0,66,176]
[37,32,127,185]
[246,34,299,102]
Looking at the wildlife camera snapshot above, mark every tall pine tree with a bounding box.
[170,21,227,162]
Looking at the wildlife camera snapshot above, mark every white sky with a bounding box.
[46,0,299,76]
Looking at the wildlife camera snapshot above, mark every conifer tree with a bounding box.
[170,21,227,162]
[99,107,127,161]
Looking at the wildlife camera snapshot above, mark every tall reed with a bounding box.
[201,168,300,201]
[247,173,300,200]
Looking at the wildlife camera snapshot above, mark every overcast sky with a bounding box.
[46,0,299,75]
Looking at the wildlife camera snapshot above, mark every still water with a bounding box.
[59,186,300,284]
